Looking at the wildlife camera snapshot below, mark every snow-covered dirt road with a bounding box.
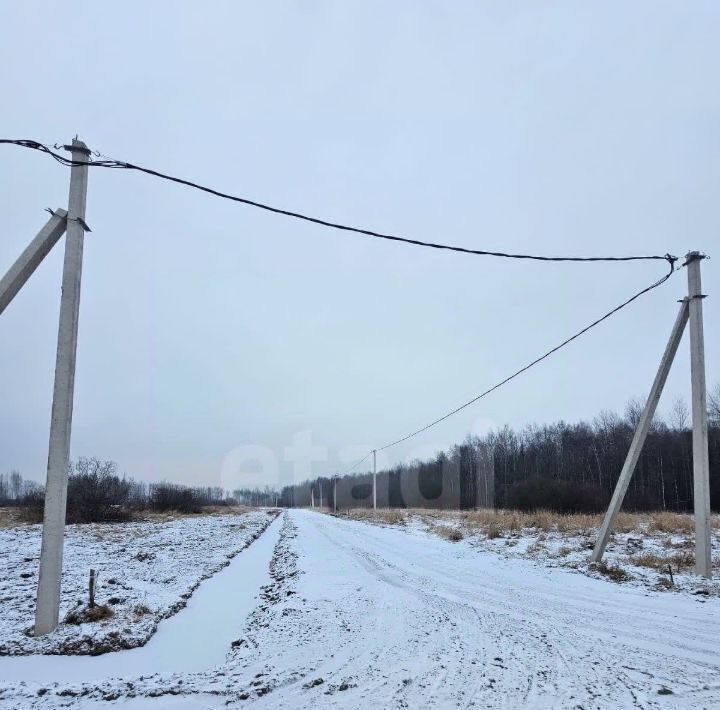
[2,509,719,708]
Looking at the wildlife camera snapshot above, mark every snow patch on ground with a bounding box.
[364,510,720,597]
[0,513,295,708]
[0,510,278,656]
[1,510,719,708]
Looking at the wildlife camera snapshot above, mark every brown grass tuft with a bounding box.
[594,561,631,582]
[65,604,114,625]
[132,603,151,618]
[486,522,503,539]
[434,526,464,542]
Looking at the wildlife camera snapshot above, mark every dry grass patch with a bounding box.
[594,561,632,582]
[132,603,151,619]
[341,508,406,525]
[526,541,547,556]
[656,577,674,590]
[0,507,29,528]
[661,537,692,550]
[648,512,695,534]
[486,522,503,539]
[452,509,604,536]
[632,551,695,570]
[64,604,114,625]
[135,505,254,522]
[423,508,713,538]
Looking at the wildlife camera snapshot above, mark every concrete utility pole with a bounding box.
[593,251,712,577]
[333,476,337,512]
[0,209,68,315]
[35,139,90,636]
[311,487,315,509]
[591,298,689,562]
[687,252,712,577]
[373,449,377,510]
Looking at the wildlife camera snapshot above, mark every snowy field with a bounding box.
[344,508,720,596]
[0,509,278,656]
[1,509,719,708]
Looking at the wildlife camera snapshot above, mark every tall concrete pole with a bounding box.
[35,139,90,635]
[373,450,377,510]
[592,298,689,563]
[686,252,711,578]
[0,209,67,315]
[333,476,337,512]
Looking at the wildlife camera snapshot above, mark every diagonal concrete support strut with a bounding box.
[0,209,68,316]
[592,298,689,563]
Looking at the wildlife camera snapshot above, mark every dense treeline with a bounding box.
[283,387,720,514]
[4,389,718,518]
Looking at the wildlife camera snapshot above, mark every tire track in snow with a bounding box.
[324,514,720,665]
[10,510,714,709]
[288,511,720,708]
[307,514,589,707]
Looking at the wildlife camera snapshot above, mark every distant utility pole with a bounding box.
[373,449,377,510]
[592,252,711,577]
[333,476,337,512]
[35,139,91,634]
[311,487,315,509]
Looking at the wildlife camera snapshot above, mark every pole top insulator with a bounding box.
[683,251,707,266]
[62,139,91,156]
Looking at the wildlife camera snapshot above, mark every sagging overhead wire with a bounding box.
[0,139,676,266]
[340,257,680,476]
[0,137,682,477]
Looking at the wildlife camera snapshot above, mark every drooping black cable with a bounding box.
[0,138,682,478]
[2,137,687,484]
[339,452,374,478]
[0,138,676,265]
[339,258,679,475]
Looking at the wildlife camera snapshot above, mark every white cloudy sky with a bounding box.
[1,1,718,490]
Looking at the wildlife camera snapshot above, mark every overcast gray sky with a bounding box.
[1,1,718,491]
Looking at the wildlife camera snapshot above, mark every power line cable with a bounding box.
[1,138,676,266]
[339,452,374,478]
[0,138,682,478]
[341,258,679,475]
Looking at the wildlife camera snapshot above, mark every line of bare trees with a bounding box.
[5,386,718,518]
[1,458,249,522]
[283,386,720,514]
[231,487,279,507]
